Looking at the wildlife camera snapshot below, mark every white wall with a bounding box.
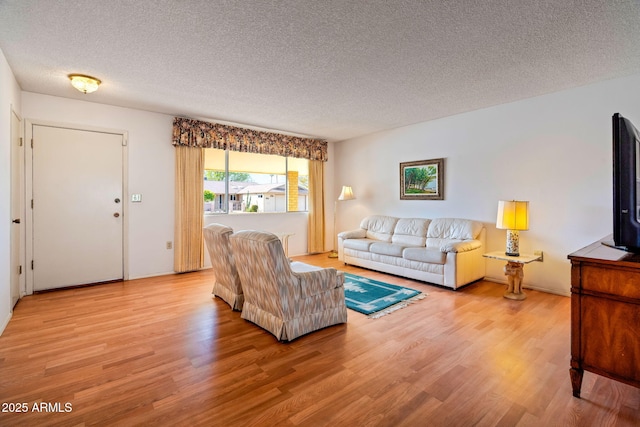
[0,48,22,334]
[333,73,640,296]
[20,93,318,281]
[22,92,176,280]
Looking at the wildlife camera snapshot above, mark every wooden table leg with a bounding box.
[570,367,584,398]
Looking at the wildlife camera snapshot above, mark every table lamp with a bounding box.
[496,200,529,257]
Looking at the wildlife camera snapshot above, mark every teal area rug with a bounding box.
[343,273,426,318]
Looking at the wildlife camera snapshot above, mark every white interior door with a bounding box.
[10,110,23,307]
[32,125,124,291]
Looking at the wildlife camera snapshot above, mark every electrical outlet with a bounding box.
[534,250,543,262]
[166,241,173,250]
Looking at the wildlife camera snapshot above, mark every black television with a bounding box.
[613,113,640,252]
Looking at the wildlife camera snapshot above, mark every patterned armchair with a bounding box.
[203,223,244,310]
[229,230,347,341]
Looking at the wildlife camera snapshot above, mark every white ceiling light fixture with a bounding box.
[68,74,101,94]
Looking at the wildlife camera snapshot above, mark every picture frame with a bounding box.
[400,158,444,200]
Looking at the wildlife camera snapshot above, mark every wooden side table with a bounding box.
[483,251,542,300]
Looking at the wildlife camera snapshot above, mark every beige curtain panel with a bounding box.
[172,117,328,162]
[307,160,325,254]
[174,145,205,273]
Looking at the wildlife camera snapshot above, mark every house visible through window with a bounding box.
[203,148,309,214]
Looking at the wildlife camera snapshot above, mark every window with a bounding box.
[204,148,309,214]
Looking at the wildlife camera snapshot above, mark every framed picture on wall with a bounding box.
[400,158,444,200]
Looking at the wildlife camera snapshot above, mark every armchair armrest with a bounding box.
[292,268,343,298]
[440,239,482,253]
[338,229,366,239]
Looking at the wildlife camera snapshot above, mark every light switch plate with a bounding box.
[131,194,142,203]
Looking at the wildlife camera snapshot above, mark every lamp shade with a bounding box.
[496,200,529,230]
[338,186,355,201]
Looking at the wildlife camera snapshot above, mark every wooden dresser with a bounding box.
[567,236,640,397]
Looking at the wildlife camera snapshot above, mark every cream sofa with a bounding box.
[338,216,486,289]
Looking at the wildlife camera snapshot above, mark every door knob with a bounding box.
[12,218,20,224]
[113,213,120,218]
[114,198,121,203]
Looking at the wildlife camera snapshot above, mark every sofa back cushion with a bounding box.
[360,215,398,242]
[427,218,483,239]
[426,218,483,249]
[391,218,431,246]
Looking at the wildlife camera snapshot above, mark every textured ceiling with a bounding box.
[1,0,640,142]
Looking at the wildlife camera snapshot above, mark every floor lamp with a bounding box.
[328,186,356,258]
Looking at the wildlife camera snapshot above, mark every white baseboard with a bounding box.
[484,277,570,298]
[0,311,12,337]
[127,271,178,281]
[526,284,570,297]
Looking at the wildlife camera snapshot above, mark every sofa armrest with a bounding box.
[338,229,366,239]
[292,268,343,298]
[440,239,482,253]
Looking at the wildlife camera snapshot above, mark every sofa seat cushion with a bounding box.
[403,247,446,265]
[344,248,445,275]
[290,261,322,272]
[369,242,407,257]
[343,238,376,252]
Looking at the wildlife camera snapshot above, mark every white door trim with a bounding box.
[24,119,129,295]
[10,107,25,306]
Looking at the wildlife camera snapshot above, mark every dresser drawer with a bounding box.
[580,264,640,300]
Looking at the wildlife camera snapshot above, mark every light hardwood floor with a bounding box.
[0,254,638,426]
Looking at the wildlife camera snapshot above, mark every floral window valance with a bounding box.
[172,117,328,162]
